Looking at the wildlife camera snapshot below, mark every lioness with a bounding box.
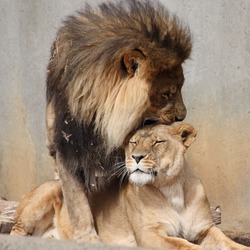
[11,124,248,250]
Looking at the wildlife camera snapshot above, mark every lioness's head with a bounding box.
[125,124,196,186]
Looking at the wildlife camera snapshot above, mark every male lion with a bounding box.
[46,0,192,241]
[11,124,248,250]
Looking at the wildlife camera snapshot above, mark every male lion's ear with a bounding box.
[174,124,197,148]
[123,50,145,75]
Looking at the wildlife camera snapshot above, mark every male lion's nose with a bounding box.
[132,154,146,164]
[175,114,186,122]
[175,107,187,121]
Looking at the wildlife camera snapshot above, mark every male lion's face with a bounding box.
[145,65,186,125]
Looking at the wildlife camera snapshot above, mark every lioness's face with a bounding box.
[125,125,186,186]
[144,66,186,124]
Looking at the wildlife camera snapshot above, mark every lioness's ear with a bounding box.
[174,124,197,148]
[123,50,145,75]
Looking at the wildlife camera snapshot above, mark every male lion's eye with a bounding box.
[170,85,177,94]
[161,93,171,100]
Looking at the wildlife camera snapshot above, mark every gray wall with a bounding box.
[0,0,249,232]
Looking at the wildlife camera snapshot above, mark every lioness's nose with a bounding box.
[132,154,146,164]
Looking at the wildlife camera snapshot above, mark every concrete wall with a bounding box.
[0,0,249,232]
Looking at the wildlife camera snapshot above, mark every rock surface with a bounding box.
[0,234,143,250]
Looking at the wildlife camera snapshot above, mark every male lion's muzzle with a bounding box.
[174,91,187,121]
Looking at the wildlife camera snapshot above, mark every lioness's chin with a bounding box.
[129,173,154,186]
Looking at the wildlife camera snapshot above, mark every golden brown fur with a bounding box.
[10,181,62,238]
[11,125,249,250]
[45,0,192,241]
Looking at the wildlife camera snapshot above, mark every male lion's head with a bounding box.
[123,50,188,125]
[47,0,192,151]
[125,124,196,186]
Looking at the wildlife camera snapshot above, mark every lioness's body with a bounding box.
[90,173,212,249]
[11,125,248,250]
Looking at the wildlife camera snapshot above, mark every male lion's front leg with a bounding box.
[56,153,100,243]
[200,226,249,250]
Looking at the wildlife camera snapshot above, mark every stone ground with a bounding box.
[0,234,144,250]
[223,231,250,247]
[1,232,249,250]
[1,199,249,249]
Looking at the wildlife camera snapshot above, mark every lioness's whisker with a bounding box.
[108,162,126,180]
[109,163,125,174]
[119,171,129,189]
[111,162,125,169]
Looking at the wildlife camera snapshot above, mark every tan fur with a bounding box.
[10,181,62,238]
[11,125,249,249]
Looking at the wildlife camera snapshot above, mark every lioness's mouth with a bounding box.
[131,169,147,174]
[128,168,157,186]
[131,168,157,177]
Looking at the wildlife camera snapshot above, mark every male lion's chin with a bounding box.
[142,115,174,126]
[143,119,158,126]
[129,173,153,186]
[159,115,175,125]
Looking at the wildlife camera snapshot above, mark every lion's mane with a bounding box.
[46,0,192,190]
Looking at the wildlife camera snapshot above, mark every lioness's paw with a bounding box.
[190,245,204,250]
[74,233,101,244]
[10,227,28,237]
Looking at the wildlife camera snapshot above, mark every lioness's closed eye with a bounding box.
[11,125,249,250]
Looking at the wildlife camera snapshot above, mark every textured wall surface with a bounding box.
[0,0,249,232]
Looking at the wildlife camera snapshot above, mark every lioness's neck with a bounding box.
[159,176,184,211]
[152,165,185,211]
[153,155,185,189]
